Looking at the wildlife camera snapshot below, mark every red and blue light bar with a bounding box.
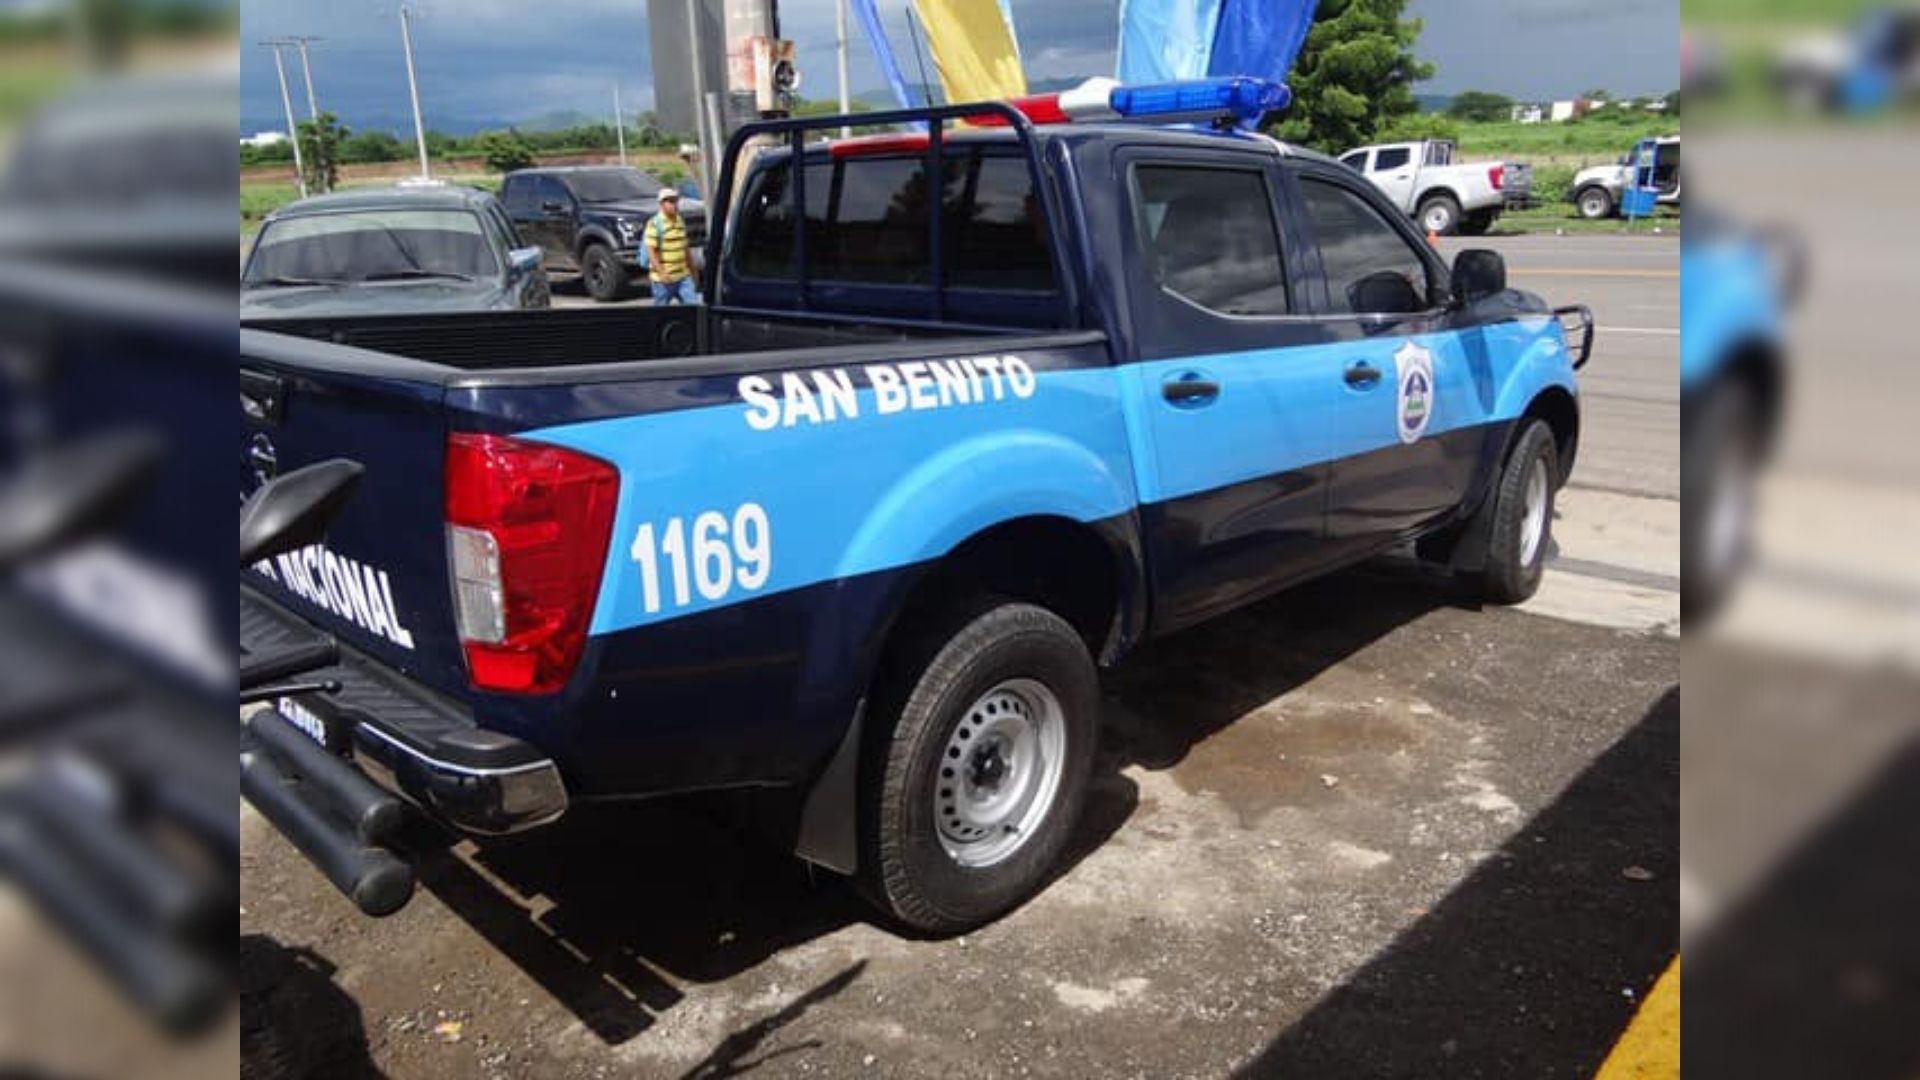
[829,76,1292,157]
[975,76,1290,130]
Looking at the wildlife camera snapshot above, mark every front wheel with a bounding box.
[581,244,631,302]
[1576,186,1615,220]
[859,602,1097,934]
[1473,419,1559,604]
[1682,380,1759,621]
[1418,194,1462,236]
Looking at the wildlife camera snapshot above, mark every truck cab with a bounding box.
[1339,138,1508,236]
[239,79,1590,932]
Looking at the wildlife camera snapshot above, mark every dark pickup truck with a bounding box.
[240,81,1592,933]
[500,166,707,301]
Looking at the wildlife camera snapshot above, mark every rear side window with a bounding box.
[1339,151,1367,172]
[1373,147,1410,171]
[730,149,1054,292]
[1132,165,1288,317]
[1299,178,1433,316]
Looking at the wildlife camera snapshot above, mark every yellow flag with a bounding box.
[910,0,1027,104]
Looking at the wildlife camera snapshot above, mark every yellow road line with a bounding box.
[1594,957,1680,1080]
[1514,268,1680,279]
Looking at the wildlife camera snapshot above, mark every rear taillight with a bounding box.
[445,433,619,694]
[1489,165,1505,191]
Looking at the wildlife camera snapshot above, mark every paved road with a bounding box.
[234,233,1680,1079]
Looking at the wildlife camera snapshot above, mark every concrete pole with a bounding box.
[686,0,714,196]
[269,45,308,198]
[836,0,851,137]
[615,84,628,166]
[398,6,431,180]
[295,38,320,120]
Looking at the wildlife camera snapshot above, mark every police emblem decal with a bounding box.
[1394,341,1435,444]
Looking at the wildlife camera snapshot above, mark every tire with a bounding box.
[1576,186,1615,220]
[1682,379,1759,622]
[1417,193,1461,236]
[859,601,1098,934]
[581,244,630,302]
[1457,210,1496,236]
[1473,419,1559,604]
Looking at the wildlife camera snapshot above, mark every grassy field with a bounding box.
[1492,203,1680,236]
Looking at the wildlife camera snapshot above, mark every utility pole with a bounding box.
[261,42,308,198]
[836,0,851,137]
[292,36,323,120]
[614,83,628,166]
[685,0,714,198]
[398,5,430,180]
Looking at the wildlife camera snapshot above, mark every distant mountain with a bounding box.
[1416,92,1452,114]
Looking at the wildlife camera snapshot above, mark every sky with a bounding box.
[239,0,1679,137]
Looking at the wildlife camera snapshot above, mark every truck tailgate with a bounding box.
[239,329,469,697]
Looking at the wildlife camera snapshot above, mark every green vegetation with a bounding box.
[1451,110,1679,160]
[296,111,345,194]
[243,120,690,170]
[1267,0,1432,154]
[475,130,537,173]
[1492,203,1680,236]
[1446,90,1514,122]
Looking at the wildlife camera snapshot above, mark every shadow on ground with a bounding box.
[1235,685,1679,1079]
[1687,730,1920,1080]
[244,564,1478,1062]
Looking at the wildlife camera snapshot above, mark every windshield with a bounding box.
[564,169,662,203]
[243,208,498,286]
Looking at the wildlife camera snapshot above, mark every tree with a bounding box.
[1446,89,1513,123]
[340,130,406,164]
[476,130,536,174]
[1662,89,1681,117]
[296,111,345,194]
[1266,0,1435,154]
[1376,112,1461,144]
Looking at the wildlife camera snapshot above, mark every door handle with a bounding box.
[1162,372,1219,407]
[1343,362,1382,389]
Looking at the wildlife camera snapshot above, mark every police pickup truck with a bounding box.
[239,79,1593,933]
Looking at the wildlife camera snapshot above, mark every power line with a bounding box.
[257,41,308,198]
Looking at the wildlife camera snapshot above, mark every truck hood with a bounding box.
[583,197,707,221]
[240,279,511,318]
[1573,163,1627,186]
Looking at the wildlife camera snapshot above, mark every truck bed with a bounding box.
[242,304,1034,375]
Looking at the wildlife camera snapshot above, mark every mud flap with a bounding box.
[794,701,863,875]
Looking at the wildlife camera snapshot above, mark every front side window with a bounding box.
[1339,151,1367,172]
[244,209,499,285]
[1299,178,1432,316]
[1133,164,1288,317]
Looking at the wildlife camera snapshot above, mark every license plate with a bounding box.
[277,695,347,753]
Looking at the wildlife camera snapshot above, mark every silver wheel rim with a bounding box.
[1519,456,1549,568]
[1582,192,1607,218]
[935,678,1067,868]
[1705,436,1752,581]
[1424,205,1451,233]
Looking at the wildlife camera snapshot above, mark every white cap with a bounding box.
[658,187,680,201]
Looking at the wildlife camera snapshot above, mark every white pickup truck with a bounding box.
[1340,139,1508,236]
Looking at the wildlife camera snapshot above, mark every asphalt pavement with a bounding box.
[230,232,1680,1079]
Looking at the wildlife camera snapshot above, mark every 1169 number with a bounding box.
[629,503,772,614]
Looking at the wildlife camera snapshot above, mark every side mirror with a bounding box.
[239,459,363,568]
[508,246,543,275]
[1451,249,1507,305]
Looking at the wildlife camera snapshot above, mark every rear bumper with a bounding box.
[240,587,567,834]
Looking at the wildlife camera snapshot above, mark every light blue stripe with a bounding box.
[529,322,1574,636]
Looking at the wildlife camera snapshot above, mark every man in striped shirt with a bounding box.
[644,188,698,305]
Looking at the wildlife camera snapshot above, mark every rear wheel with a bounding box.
[1576,186,1615,220]
[1682,379,1759,621]
[859,601,1097,934]
[581,244,630,302]
[1473,419,1559,604]
[1418,193,1462,236]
